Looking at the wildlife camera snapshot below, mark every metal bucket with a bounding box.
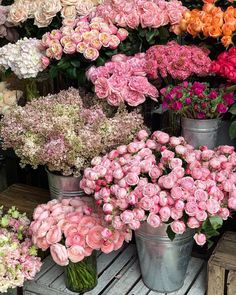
[181,118,220,149]
[135,223,194,293]
[46,169,84,199]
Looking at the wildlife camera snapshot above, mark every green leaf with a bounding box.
[66,67,77,80]
[105,49,118,56]
[166,225,176,241]
[146,29,156,43]
[229,121,236,139]
[229,103,236,115]
[202,219,219,239]
[95,56,106,66]
[49,66,58,79]
[209,216,223,230]
[226,85,236,92]
[70,59,81,68]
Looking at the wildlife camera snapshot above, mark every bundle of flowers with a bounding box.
[0,206,42,293]
[176,2,236,47]
[7,0,102,28]
[0,87,145,176]
[0,82,22,115]
[0,37,45,79]
[94,0,187,30]
[41,16,128,65]
[0,5,18,41]
[211,47,236,83]
[30,197,130,261]
[160,81,235,119]
[81,129,236,246]
[86,53,158,107]
[145,41,212,80]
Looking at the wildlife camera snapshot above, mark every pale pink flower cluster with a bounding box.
[7,0,102,28]
[0,5,19,41]
[41,16,128,65]
[86,53,158,106]
[0,37,45,79]
[94,0,187,30]
[0,88,144,176]
[81,130,236,246]
[145,41,212,80]
[0,206,42,293]
[30,198,131,266]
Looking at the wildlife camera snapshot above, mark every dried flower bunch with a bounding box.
[0,87,145,176]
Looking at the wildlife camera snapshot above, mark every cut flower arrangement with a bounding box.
[81,129,236,246]
[30,197,130,292]
[0,87,144,176]
[0,206,42,293]
[161,81,235,119]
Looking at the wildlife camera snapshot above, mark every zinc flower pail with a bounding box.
[46,169,84,199]
[135,223,194,293]
[181,118,220,149]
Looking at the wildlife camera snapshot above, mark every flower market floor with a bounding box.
[24,244,206,295]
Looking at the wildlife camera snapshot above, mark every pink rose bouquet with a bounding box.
[41,16,128,65]
[161,81,235,119]
[86,53,158,106]
[211,47,236,83]
[0,206,42,293]
[94,0,187,30]
[145,41,212,80]
[30,197,130,291]
[81,129,236,246]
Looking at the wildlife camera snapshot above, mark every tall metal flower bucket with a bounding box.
[135,223,194,293]
[181,118,220,149]
[46,169,84,199]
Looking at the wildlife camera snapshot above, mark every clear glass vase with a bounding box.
[65,252,97,293]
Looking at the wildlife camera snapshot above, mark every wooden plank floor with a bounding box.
[24,244,207,295]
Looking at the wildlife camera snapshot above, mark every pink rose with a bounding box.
[194,233,206,246]
[95,77,110,98]
[116,28,129,41]
[159,206,171,222]
[147,213,161,228]
[50,244,69,266]
[171,208,183,220]
[149,166,162,179]
[161,175,175,189]
[206,199,220,214]
[112,216,123,230]
[142,183,157,197]
[46,226,62,245]
[159,191,168,206]
[125,10,140,29]
[169,136,182,146]
[228,197,236,210]
[172,167,185,179]
[161,149,175,160]
[125,172,139,186]
[185,201,199,216]
[129,220,141,230]
[169,158,182,169]
[86,226,103,249]
[194,189,208,202]
[107,90,124,106]
[179,177,195,191]
[175,199,185,211]
[152,131,170,144]
[139,196,154,211]
[170,186,183,200]
[120,210,134,224]
[170,220,186,234]
[133,208,145,221]
[103,203,113,214]
[195,210,207,222]
[123,88,146,107]
[191,168,203,180]
[175,145,187,155]
[187,217,200,229]
[66,233,84,247]
[67,245,85,263]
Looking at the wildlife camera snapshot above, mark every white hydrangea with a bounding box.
[0,37,44,79]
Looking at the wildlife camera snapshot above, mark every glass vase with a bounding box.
[65,253,97,293]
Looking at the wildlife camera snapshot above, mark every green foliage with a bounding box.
[201,216,223,247]
[229,103,236,139]
[166,225,176,241]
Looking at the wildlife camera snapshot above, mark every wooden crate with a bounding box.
[207,231,236,295]
[24,244,206,295]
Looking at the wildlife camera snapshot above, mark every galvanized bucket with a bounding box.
[135,223,194,293]
[181,118,220,149]
[46,169,84,199]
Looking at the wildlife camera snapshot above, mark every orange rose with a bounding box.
[203,25,211,37]
[222,23,234,36]
[221,36,232,47]
[201,13,213,25]
[187,19,203,36]
[224,6,235,19]
[183,11,192,21]
[179,19,188,31]
[202,3,215,13]
[212,16,224,28]
[208,26,222,38]
[211,7,224,19]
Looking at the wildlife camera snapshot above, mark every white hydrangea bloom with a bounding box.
[0,37,44,79]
